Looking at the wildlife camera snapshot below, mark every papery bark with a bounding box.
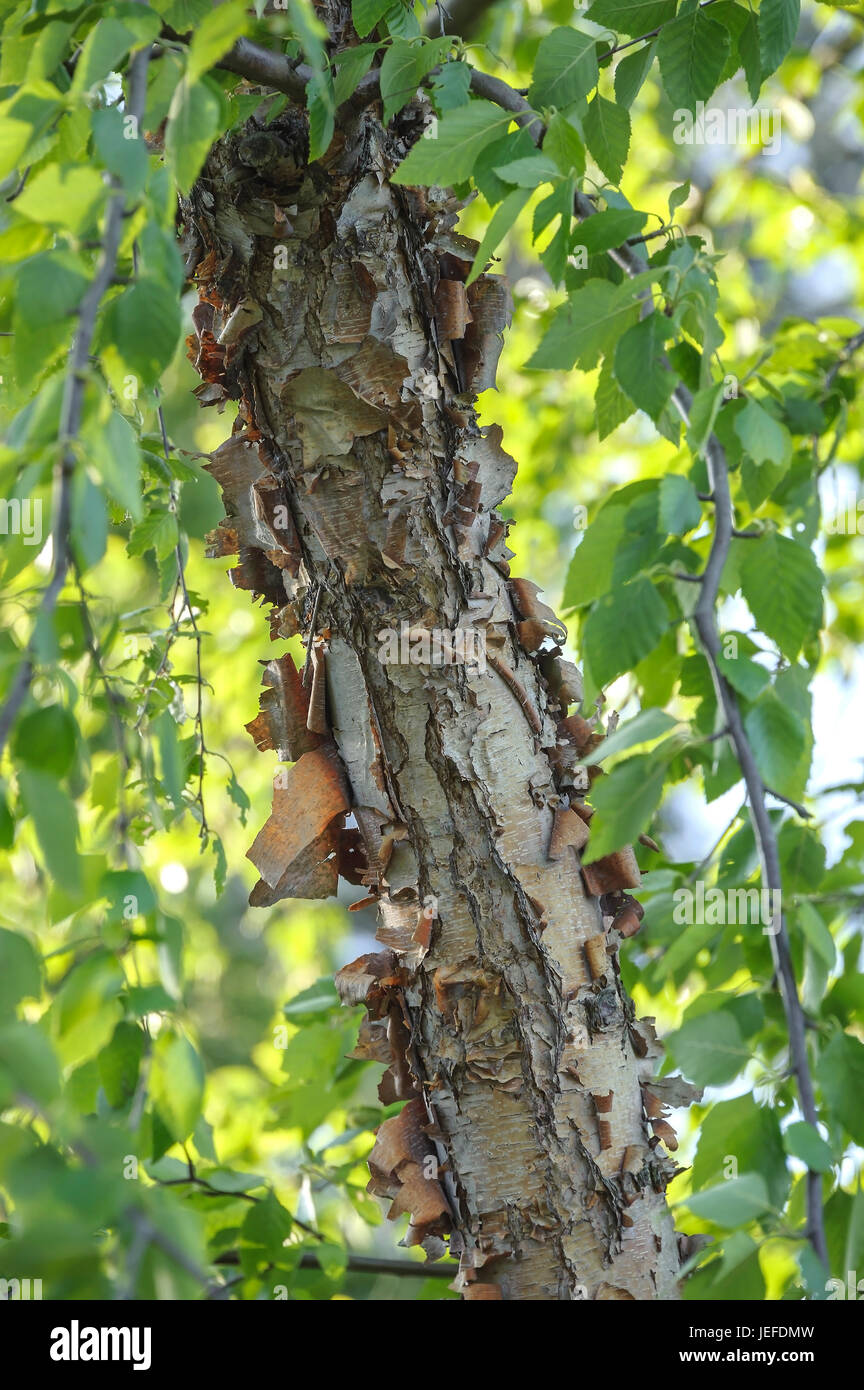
[184,67,691,1301]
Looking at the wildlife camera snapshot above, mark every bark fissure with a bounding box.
[185,94,693,1300]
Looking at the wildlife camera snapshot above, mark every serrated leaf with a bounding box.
[351,0,391,37]
[583,751,668,861]
[583,93,630,183]
[391,100,513,186]
[759,0,799,78]
[658,9,731,110]
[613,38,658,109]
[614,314,675,419]
[659,473,702,534]
[576,207,646,254]
[583,576,669,687]
[744,690,806,798]
[543,112,586,176]
[595,356,636,439]
[738,8,762,102]
[586,0,677,37]
[467,187,530,286]
[103,277,182,388]
[528,27,598,109]
[740,532,822,659]
[733,396,792,467]
[430,60,472,113]
[165,76,226,195]
[186,0,249,82]
[380,36,449,125]
[528,276,645,371]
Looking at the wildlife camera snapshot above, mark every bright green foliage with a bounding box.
[0,0,862,1305]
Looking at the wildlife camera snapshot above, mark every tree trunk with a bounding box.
[183,68,687,1301]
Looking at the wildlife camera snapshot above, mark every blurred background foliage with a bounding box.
[0,0,863,1301]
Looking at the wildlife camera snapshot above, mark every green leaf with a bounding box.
[0,1021,61,1106]
[744,690,806,799]
[156,0,214,28]
[186,0,249,82]
[494,154,560,188]
[595,356,636,439]
[576,207,646,254]
[86,411,143,521]
[659,474,702,534]
[658,9,731,110]
[283,977,340,1024]
[784,1120,833,1173]
[613,38,658,109]
[528,277,643,371]
[165,76,226,195]
[528,27,598,109]
[150,1032,204,1142]
[391,100,513,186]
[380,37,449,125]
[666,1009,749,1086]
[615,314,676,420]
[691,1095,788,1207]
[91,106,149,196]
[543,113,586,176]
[333,43,378,106]
[241,1190,293,1258]
[564,500,628,607]
[430,60,472,113]
[0,82,63,183]
[715,648,771,700]
[583,751,667,861]
[686,380,724,456]
[740,532,822,659]
[759,0,799,78]
[128,509,179,562]
[668,179,690,215]
[97,1021,144,1109]
[589,709,678,764]
[0,929,41,1016]
[467,187,530,286]
[351,0,391,37]
[18,768,80,892]
[683,1173,771,1226]
[14,164,105,234]
[738,8,762,103]
[583,577,669,687]
[733,397,792,468]
[12,704,76,776]
[583,93,630,183]
[585,0,677,37]
[794,901,835,972]
[103,277,182,388]
[71,13,161,95]
[818,1032,864,1145]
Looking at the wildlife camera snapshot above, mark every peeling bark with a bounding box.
[184,73,695,1300]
